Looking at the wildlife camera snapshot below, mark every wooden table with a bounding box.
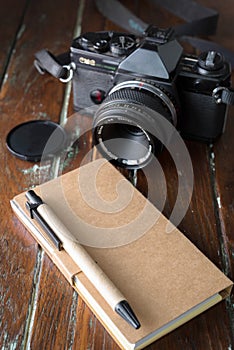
[1,1,233,349]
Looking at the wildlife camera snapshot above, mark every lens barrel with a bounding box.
[93,81,177,169]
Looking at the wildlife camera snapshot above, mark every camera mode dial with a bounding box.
[110,35,136,56]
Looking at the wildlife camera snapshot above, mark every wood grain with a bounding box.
[0,0,80,348]
[0,0,233,349]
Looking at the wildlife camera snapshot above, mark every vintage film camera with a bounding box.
[70,25,231,169]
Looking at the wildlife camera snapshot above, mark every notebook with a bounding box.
[10,159,233,350]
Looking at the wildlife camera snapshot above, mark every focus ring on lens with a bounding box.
[104,88,173,123]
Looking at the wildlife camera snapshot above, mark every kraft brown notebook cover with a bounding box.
[11,159,233,350]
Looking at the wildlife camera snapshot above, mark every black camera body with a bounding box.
[70,26,231,144]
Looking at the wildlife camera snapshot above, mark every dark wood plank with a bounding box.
[29,254,77,349]
[0,0,28,86]
[0,0,80,348]
[206,0,234,340]
[0,2,39,348]
[0,212,37,348]
[200,0,234,343]
[214,112,234,342]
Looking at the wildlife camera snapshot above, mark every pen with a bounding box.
[25,190,141,329]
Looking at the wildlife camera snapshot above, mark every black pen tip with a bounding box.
[115,300,141,329]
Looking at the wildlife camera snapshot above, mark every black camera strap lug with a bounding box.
[212,86,234,105]
[34,49,73,82]
[59,62,76,83]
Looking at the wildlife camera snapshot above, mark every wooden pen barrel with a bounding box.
[37,203,125,309]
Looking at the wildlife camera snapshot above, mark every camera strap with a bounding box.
[95,0,234,67]
[95,0,218,37]
[34,0,234,105]
[34,50,74,82]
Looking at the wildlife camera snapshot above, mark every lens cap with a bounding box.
[6,120,67,162]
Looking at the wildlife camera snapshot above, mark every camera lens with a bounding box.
[93,81,177,169]
[95,122,154,168]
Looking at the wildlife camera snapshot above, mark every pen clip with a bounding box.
[25,201,38,219]
[25,191,63,251]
